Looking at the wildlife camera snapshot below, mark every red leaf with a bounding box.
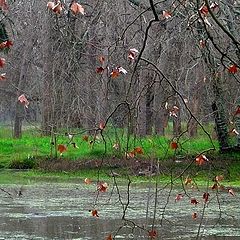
[0,40,13,49]
[199,39,206,48]
[199,5,209,15]
[175,193,183,201]
[99,121,105,130]
[203,192,210,202]
[234,106,240,116]
[0,0,8,11]
[106,234,113,240]
[48,1,63,15]
[148,229,157,239]
[228,64,238,74]
[57,144,67,154]
[0,57,6,68]
[195,154,208,166]
[70,1,84,15]
[162,10,172,19]
[191,198,198,205]
[97,181,108,192]
[0,73,6,81]
[211,183,218,190]
[170,141,178,150]
[169,106,179,117]
[91,209,99,217]
[5,40,13,48]
[128,48,139,61]
[96,66,104,74]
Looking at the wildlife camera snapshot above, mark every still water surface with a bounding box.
[0,182,239,239]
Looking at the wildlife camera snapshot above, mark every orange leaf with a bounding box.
[84,178,92,184]
[192,212,197,219]
[91,209,99,217]
[134,146,144,154]
[97,181,108,192]
[106,234,113,240]
[228,64,238,74]
[82,135,89,142]
[184,177,192,185]
[110,69,120,78]
[70,2,84,15]
[148,229,157,239]
[215,175,224,182]
[57,144,67,154]
[195,154,208,166]
[170,141,178,150]
[228,188,235,196]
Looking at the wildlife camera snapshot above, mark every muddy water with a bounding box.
[0,182,239,239]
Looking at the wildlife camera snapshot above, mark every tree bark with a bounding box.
[212,75,229,150]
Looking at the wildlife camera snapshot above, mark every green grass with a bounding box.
[0,124,239,185]
[0,124,220,168]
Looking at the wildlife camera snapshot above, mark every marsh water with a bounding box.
[0,181,239,239]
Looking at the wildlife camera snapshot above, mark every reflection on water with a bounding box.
[0,182,239,239]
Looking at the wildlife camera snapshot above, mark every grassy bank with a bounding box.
[0,124,239,186]
[0,124,219,168]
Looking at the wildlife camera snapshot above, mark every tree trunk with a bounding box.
[13,42,32,138]
[188,97,199,137]
[212,75,229,150]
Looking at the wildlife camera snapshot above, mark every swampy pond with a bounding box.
[0,181,239,239]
